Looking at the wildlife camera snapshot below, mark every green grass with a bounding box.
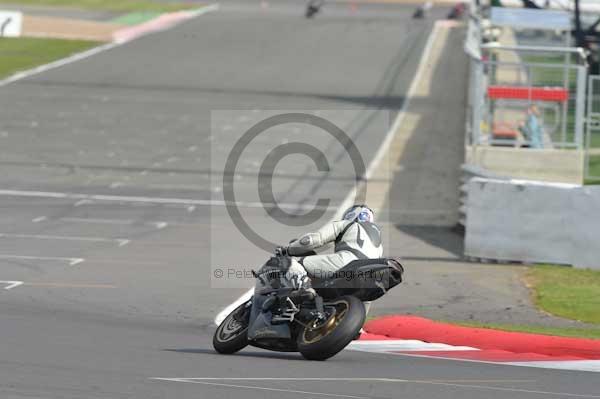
[0,0,197,12]
[527,264,600,325]
[586,154,600,184]
[590,133,600,148]
[0,37,97,79]
[520,54,578,88]
[455,321,600,340]
[445,265,600,339]
[521,54,567,65]
[111,11,163,25]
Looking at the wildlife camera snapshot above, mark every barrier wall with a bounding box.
[464,178,600,269]
[465,145,584,184]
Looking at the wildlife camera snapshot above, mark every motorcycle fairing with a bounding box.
[247,292,291,340]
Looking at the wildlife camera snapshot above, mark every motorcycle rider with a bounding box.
[264,204,383,293]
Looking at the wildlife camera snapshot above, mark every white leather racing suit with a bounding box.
[286,219,383,284]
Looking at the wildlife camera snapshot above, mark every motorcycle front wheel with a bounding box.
[213,301,251,354]
[297,295,365,361]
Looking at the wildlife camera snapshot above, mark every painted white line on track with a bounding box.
[0,233,129,246]
[0,189,335,211]
[150,378,600,398]
[34,216,202,229]
[154,222,168,229]
[151,378,372,399]
[0,4,219,89]
[356,348,600,374]
[507,360,600,373]
[26,282,118,289]
[214,19,443,328]
[74,199,93,207]
[2,281,118,290]
[152,378,534,383]
[60,217,167,231]
[347,340,478,352]
[62,217,135,225]
[334,21,442,219]
[0,42,120,88]
[78,259,165,266]
[0,255,84,266]
[1,280,24,290]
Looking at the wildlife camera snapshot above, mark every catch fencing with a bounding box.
[586,75,600,182]
[467,45,588,150]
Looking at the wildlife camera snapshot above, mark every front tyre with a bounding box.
[213,301,251,354]
[297,296,365,361]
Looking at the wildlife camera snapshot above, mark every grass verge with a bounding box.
[586,154,600,185]
[111,11,163,26]
[442,265,600,340]
[455,321,600,340]
[0,37,98,79]
[0,0,197,13]
[526,264,600,325]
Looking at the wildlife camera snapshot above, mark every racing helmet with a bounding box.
[342,204,374,223]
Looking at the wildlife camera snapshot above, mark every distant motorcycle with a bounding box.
[412,1,433,19]
[305,0,324,18]
[447,3,466,20]
[213,250,404,360]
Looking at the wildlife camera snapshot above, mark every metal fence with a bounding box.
[586,75,600,181]
[468,46,587,150]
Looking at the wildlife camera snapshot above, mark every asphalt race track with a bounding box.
[1,1,599,398]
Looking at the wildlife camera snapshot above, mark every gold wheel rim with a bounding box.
[301,299,349,344]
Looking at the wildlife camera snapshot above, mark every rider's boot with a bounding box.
[289,274,317,302]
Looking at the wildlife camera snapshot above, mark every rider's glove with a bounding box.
[275,246,289,257]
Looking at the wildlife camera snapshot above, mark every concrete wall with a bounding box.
[465,178,600,269]
[465,145,584,185]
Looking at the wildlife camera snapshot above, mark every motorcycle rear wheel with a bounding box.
[297,295,365,361]
[213,301,251,354]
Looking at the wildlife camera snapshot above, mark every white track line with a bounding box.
[0,42,119,88]
[358,349,600,374]
[61,217,167,231]
[214,20,442,327]
[150,378,600,398]
[0,4,219,89]
[0,233,129,246]
[335,21,441,219]
[1,280,24,290]
[151,379,372,399]
[0,255,84,266]
[0,189,334,211]
[62,217,135,225]
[152,378,533,383]
[507,360,600,373]
[347,340,478,352]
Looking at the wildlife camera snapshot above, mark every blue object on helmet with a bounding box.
[342,205,374,223]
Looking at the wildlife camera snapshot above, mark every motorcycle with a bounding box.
[213,251,404,360]
[305,0,324,18]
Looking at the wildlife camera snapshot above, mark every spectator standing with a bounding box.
[519,104,544,149]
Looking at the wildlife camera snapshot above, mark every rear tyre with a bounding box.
[213,301,251,354]
[297,296,365,361]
